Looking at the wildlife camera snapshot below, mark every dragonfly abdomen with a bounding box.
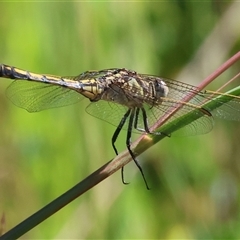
[0,64,28,79]
[0,64,84,90]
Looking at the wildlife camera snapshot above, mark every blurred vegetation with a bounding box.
[0,1,240,239]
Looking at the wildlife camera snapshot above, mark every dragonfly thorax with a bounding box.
[100,84,134,106]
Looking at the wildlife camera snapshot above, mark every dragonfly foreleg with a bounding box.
[111,109,131,155]
[111,109,131,185]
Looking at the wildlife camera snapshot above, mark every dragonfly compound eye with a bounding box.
[154,79,169,98]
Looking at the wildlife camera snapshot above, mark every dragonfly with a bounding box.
[1,64,240,189]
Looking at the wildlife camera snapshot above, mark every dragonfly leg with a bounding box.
[133,107,150,133]
[133,107,154,134]
[141,107,151,133]
[137,108,171,137]
[127,109,150,190]
[112,109,131,185]
[141,107,170,137]
[112,109,131,155]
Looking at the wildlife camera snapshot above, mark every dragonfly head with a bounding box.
[155,79,169,98]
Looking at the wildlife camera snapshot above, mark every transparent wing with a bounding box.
[6,70,240,136]
[143,101,214,136]
[201,91,240,121]
[6,81,83,112]
[86,75,240,136]
[86,100,130,129]
[86,100,214,136]
[147,76,240,121]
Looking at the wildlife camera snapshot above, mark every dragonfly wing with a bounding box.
[6,81,83,112]
[201,92,240,121]
[86,100,214,136]
[164,107,214,136]
[86,100,135,131]
[211,102,240,121]
[86,74,239,136]
[135,101,214,136]
[138,75,240,134]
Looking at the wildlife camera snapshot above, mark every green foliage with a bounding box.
[0,1,240,239]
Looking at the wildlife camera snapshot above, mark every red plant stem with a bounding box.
[150,51,240,133]
[134,51,240,152]
[198,51,240,90]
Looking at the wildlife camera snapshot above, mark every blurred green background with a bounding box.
[0,1,240,239]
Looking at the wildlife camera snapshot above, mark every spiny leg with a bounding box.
[127,108,150,190]
[134,107,151,133]
[134,108,140,130]
[112,109,131,155]
[112,109,131,184]
[141,107,151,133]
